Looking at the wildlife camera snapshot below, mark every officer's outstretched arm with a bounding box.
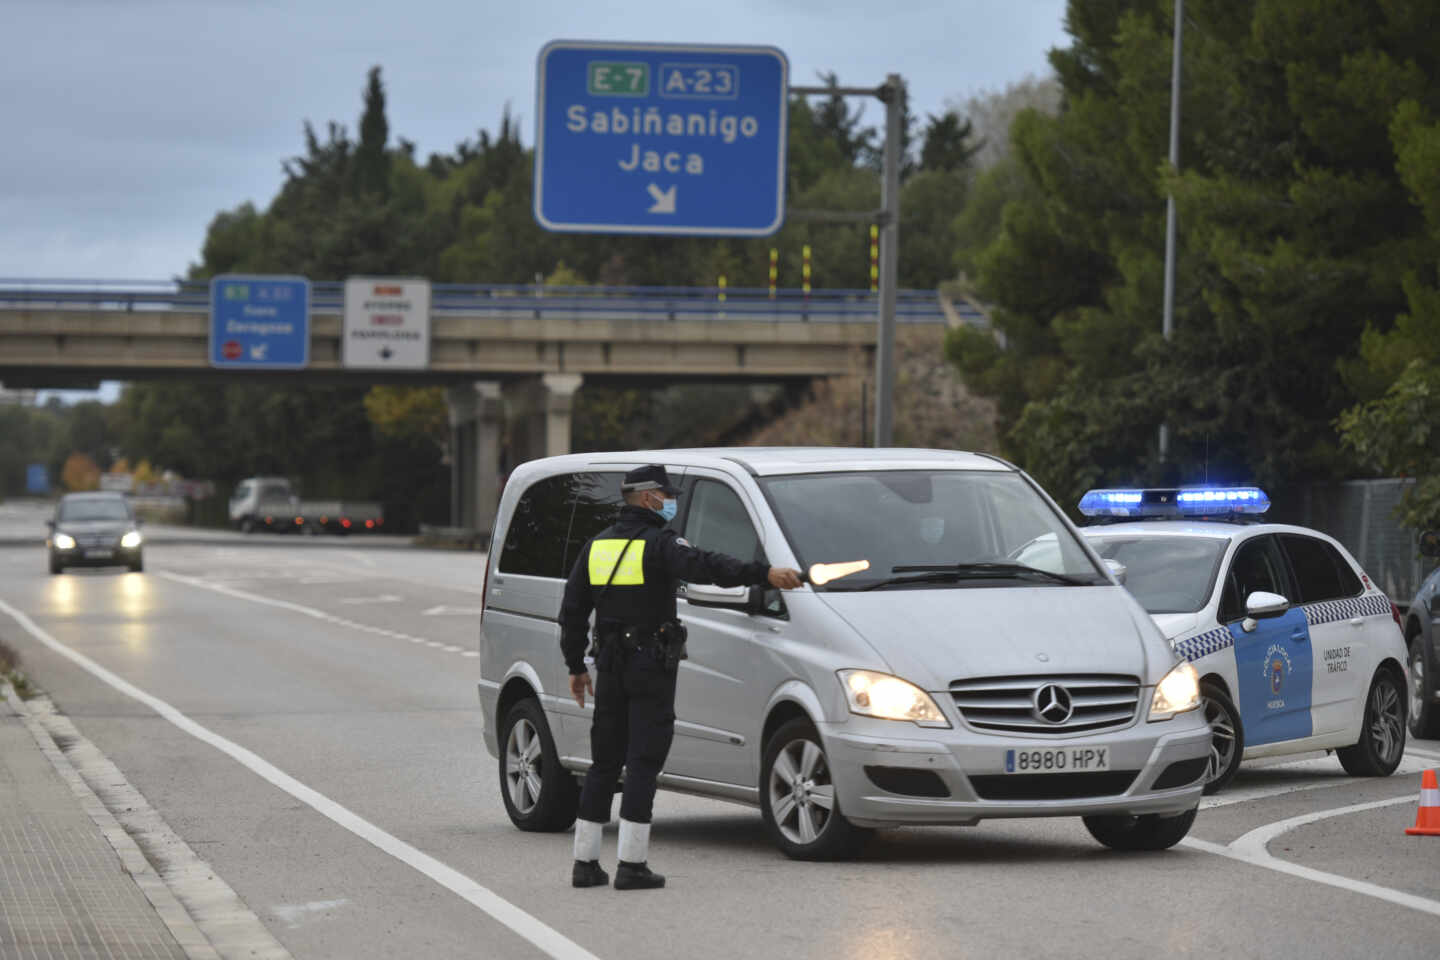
[558,546,595,675]
[660,532,801,589]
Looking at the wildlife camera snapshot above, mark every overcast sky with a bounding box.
[7,0,1070,403]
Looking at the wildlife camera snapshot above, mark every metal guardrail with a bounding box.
[0,278,981,325]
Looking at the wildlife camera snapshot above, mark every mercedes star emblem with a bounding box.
[1032,683,1074,724]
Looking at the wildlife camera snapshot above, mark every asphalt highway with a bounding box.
[1,502,1438,960]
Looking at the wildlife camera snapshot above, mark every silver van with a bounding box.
[478,448,1211,859]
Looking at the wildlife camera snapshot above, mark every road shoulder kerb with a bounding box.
[4,685,294,960]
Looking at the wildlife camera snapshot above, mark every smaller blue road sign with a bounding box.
[535,40,789,236]
[209,275,310,369]
[25,464,48,495]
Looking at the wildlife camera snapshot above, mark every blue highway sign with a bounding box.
[209,275,310,369]
[534,40,789,236]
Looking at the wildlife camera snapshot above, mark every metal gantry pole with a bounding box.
[875,74,902,448]
[1159,0,1184,463]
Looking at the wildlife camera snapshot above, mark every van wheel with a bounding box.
[1083,806,1197,851]
[1338,669,1406,777]
[498,699,578,832]
[760,718,870,860]
[1200,682,1243,794]
[49,557,63,575]
[239,517,255,534]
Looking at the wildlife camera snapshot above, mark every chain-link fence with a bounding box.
[1269,478,1428,606]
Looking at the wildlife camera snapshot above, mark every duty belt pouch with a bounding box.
[656,619,689,670]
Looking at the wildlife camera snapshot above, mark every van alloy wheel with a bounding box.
[1199,682,1242,794]
[505,718,543,816]
[497,699,578,831]
[768,738,835,846]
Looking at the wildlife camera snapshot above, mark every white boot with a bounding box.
[617,818,650,863]
[573,818,603,862]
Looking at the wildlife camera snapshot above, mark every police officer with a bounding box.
[560,464,803,890]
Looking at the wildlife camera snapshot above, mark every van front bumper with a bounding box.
[822,711,1211,827]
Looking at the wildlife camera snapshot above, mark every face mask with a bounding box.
[657,498,678,522]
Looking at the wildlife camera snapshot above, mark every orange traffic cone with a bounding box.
[1405,769,1440,836]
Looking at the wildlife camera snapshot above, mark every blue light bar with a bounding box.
[1078,487,1270,518]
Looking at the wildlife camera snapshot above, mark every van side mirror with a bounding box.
[1242,591,1290,632]
[682,582,751,610]
[1420,531,1440,558]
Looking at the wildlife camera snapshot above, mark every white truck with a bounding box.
[228,476,384,535]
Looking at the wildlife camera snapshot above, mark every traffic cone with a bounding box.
[1404,769,1440,836]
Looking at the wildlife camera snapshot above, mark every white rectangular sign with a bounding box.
[343,277,431,369]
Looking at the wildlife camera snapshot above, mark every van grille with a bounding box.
[948,675,1140,735]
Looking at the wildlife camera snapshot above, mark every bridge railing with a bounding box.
[0,279,985,326]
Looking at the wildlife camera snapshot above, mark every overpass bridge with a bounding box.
[0,279,984,532]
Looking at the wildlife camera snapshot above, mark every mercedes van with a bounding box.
[478,448,1210,859]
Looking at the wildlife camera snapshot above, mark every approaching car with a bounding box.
[1400,531,1440,739]
[47,491,144,574]
[1073,487,1408,793]
[479,449,1210,860]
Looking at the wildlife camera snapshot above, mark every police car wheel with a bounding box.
[1200,682,1243,795]
[1338,669,1407,777]
[760,718,870,861]
[1407,636,1440,739]
[499,699,579,832]
[1083,806,1198,851]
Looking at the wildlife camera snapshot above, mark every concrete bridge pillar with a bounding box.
[446,381,503,537]
[508,373,584,467]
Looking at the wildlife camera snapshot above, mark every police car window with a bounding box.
[1279,534,1355,602]
[1085,535,1227,614]
[498,474,575,578]
[1220,536,1288,623]
[563,472,626,573]
[684,480,760,562]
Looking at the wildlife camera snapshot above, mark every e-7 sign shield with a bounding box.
[534,40,788,236]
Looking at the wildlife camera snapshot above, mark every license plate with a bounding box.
[84,549,113,559]
[1004,746,1110,774]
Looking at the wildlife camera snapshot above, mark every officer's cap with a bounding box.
[621,464,681,496]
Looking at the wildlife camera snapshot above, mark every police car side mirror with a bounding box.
[1420,530,1440,559]
[1241,591,1290,632]
[1103,558,1127,585]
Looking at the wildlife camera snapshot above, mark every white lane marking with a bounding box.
[271,898,350,929]
[0,597,599,960]
[1202,754,1433,809]
[461,651,480,658]
[1183,795,1440,919]
[339,595,402,605]
[423,605,487,616]
[1406,746,1440,762]
[156,572,467,656]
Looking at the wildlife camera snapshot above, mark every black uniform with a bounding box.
[560,504,770,824]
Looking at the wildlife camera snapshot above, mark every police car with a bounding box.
[1064,487,1409,792]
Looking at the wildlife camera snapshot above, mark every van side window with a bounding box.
[564,472,626,573]
[1280,534,1359,602]
[498,475,575,578]
[684,480,761,562]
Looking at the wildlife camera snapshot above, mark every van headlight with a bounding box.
[120,530,143,549]
[1148,661,1201,721]
[53,533,77,550]
[838,670,951,728]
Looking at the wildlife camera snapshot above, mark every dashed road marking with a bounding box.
[0,597,598,960]
[154,572,472,660]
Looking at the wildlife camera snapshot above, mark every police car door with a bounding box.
[1221,534,1314,747]
[669,475,779,789]
[1277,533,1372,737]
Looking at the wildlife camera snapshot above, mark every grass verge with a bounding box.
[0,637,35,700]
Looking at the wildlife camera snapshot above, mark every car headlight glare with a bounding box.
[1149,660,1201,721]
[120,530,143,549]
[53,533,76,550]
[838,669,950,728]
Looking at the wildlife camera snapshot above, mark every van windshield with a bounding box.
[760,470,1105,590]
[58,498,131,522]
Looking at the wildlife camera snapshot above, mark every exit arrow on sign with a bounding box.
[646,184,676,214]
